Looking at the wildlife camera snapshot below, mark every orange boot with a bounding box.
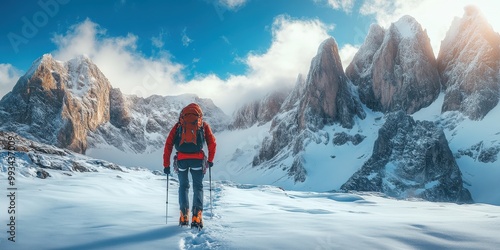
[179,209,189,226]
[191,210,203,229]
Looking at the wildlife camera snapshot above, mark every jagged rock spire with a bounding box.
[437,5,500,120]
[346,15,441,115]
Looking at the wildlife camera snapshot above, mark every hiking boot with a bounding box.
[179,209,189,226]
[191,210,203,229]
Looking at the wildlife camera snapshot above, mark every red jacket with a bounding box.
[163,121,216,167]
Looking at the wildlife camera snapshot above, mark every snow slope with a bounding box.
[1,169,499,250]
[211,92,500,205]
[414,94,500,205]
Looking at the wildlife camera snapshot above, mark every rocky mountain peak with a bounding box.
[438,6,500,120]
[346,15,440,115]
[17,54,65,92]
[345,24,385,79]
[0,54,112,153]
[393,15,421,39]
[464,5,486,20]
[253,37,366,182]
[298,37,365,130]
[37,53,56,66]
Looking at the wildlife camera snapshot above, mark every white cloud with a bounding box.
[180,15,332,114]
[0,64,22,98]
[339,44,360,70]
[245,15,332,88]
[49,16,331,115]
[44,1,500,117]
[325,0,356,13]
[219,0,248,10]
[151,37,164,48]
[209,0,248,21]
[221,35,231,45]
[51,18,184,99]
[181,28,193,47]
[359,0,500,56]
[151,29,166,49]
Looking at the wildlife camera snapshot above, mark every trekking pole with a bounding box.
[166,175,169,225]
[209,166,213,218]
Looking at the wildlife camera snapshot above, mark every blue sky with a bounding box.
[1,0,499,114]
[1,0,370,77]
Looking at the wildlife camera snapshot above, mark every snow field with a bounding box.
[2,168,500,249]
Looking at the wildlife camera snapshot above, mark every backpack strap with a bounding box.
[174,122,182,145]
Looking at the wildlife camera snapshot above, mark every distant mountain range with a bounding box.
[1,6,499,204]
[0,54,229,154]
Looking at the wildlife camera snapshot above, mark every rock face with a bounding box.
[253,38,366,182]
[298,37,365,130]
[456,141,500,163]
[346,16,441,114]
[109,88,131,128]
[0,54,111,153]
[341,111,473,203]
[0,54,230,154]
[251,74,307,181]
[280,74,306,112]
[437,6,500,120]
[231,88,290,129]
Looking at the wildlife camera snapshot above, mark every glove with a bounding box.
[164,167,171,175]
[208,162,214,168]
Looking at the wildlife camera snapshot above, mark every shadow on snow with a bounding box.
[51,225,182,250]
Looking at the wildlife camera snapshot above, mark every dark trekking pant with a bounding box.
[177,159,204,215]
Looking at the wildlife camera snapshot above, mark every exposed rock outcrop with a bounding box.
[109,88,131,128]
[0,54,111,153]
[456,141,500,163]
[298,37,365,130]
[437,6,500,120]
[346,16,441,114]
[341,111,473,203]
[253,38,365,182]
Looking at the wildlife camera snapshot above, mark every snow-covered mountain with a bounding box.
[346,15,440,114]
[0,54,230,156]
[437,6,500,120]
[341,111,472,203]
[298,38,366,130]
[0,54,112,153]
[226,36,471,203]
[251,37,365,182]
[224,8,499,204]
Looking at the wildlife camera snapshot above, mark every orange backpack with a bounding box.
[174,103,205,153]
